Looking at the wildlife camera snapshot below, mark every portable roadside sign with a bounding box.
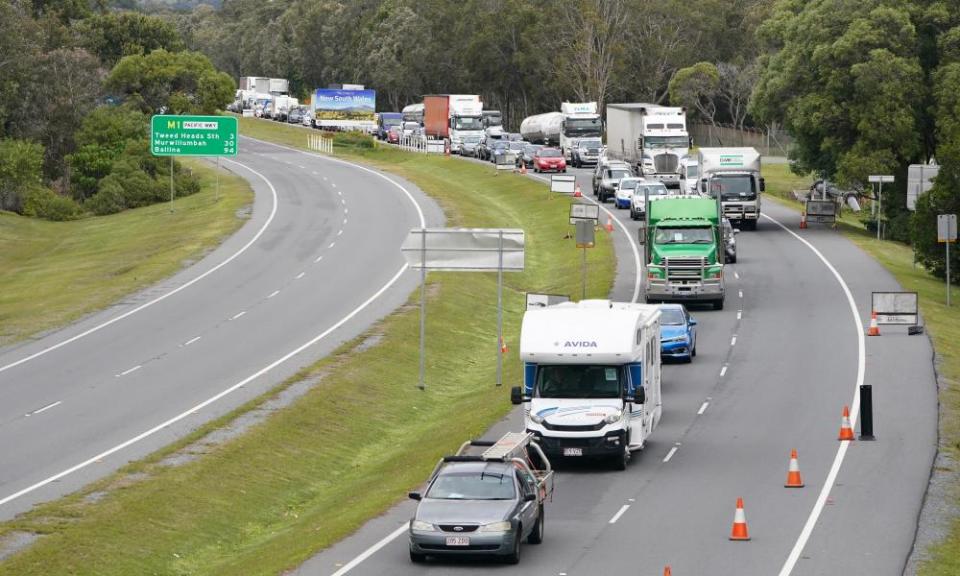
[937,214,957,243]
[871,292,919,325]
[150,115,238,157]
[575,220,595,248]
[569,202,600,225]
[551,174,577,194]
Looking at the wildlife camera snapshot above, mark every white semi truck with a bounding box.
[698,147,764,230]
[511,300,662,470]
[519,102,602,159]
[606,103,690,188]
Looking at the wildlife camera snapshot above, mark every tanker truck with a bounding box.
[520,102,602,158]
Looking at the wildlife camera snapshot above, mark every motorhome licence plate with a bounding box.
[563,447,583,456]
[446,536,470,546]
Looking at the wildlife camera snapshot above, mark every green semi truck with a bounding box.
[640,196,725,310]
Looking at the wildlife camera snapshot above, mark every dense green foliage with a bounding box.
[751,0,960,272]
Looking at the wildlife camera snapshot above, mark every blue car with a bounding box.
[659,304,697,362]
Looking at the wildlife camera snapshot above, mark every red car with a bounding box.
[533,147,567,173]
[387,126,401,144]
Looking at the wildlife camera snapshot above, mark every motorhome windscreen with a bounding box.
[654,227,713,244]
[645,136,689,148]
[709,174,756,201]
[483,112,502,126]
[427,472,515,500]
[382,118,401,128]
[536,365,623,399]
[454,116,483,130]
[564,118,602,136]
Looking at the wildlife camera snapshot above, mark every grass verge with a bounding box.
[0,159,253,347]
[763,162,960,574]
[0,118,616,575]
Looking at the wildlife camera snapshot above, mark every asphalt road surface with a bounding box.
[0,136,443,520]
[295,154,937,576]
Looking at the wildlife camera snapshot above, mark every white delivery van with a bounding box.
[511,300,662,470]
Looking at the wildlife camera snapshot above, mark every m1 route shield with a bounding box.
[151,115,238,157]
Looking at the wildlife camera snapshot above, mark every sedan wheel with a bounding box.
[528,507,544,544]
[505,530,521,564]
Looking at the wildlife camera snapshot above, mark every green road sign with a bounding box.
[150,115,238,157]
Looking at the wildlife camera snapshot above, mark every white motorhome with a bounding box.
[698,147,764,230]
[511,300,662,470]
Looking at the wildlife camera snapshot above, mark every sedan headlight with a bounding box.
[478,521,512,533]
[411,520,437,532]
[529,412,544,424]
[604,411,623,424]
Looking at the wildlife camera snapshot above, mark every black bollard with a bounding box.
[859,384,875,440]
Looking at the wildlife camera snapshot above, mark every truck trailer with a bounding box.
[698,147,764,230]
[512,300,662,470]
[423,94,484,153]
[641,196,725,309]
[606,103,690,188]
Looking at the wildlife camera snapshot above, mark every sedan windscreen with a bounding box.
[427,472,515,500]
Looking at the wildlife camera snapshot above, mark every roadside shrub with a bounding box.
[87,160,165,215]
[332,131,375,149]
[21,186,82,221]
[0,139,45,213]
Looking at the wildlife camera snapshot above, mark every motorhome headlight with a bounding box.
[478,521,512,533]
[529,412,545,424]
[604,411,623,424]
[411,520,437,532]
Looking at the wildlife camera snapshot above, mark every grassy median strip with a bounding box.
[0,119,615,575]
[763,163,960,574]
[0,159,253,347]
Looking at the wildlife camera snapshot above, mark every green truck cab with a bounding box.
[640,196,725,310]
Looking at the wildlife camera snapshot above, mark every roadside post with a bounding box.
[150,115,238,206]
[868,175,895,240]
[401,228,525,389]
[938,214,957,306]
[859,384,875,440]
[570,203,600,300]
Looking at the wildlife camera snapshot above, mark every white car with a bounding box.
[302,111,314,128]
[630,181,671,220]
[615,177,644,209]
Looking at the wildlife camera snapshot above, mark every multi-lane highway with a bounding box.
[0,136,443,520]
[295,157,938,575]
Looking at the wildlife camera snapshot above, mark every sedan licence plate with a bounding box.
[445,536,470,546]
[563,447,583,456]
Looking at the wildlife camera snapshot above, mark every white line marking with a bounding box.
[314,256,323,263]
[0,141,427,512]
[344,208,348,214]
[530,174,642,302]
[734,271,740,279]
[720,365,728,377]
[663,446,679,463]
[295,272,306,280]
[330,525,408,576]
[231,311,246,320]
[183,336,202,347]
[329,242,336,249]
[117,365,142,377]
[268,290,280,298]
[766,213,866,576]
[337,190,343,196]
[331,182,337,188]
[739,290,744,298]
[730,336,737,346]
[609,504,630,524]
[298,165,306,169]
[26,401,62,417]
[322,176,328,181]
[737,310,742,320]
[312,171,319,176]
[697,401,709,415]
[0,158,278,376]
[337,230,343,237]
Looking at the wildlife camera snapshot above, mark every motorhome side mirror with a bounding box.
[408,492,422,501]
[511,386,523,405]
[759,177,766,192]
[523,492,537,502]
[635,387,646,404]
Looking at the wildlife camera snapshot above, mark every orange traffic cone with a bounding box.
[664,567,672,576]
[800,213,808,229]
[729,497,750,541]
[867,310,880,336]
[605,215,614,232]
[500,337,508,354]
[838,405,856,441]
[520,161,527,175]
[785,449,804,488]
[574,183,582,197]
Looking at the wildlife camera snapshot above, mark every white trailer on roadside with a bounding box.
[511,300,662,470]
